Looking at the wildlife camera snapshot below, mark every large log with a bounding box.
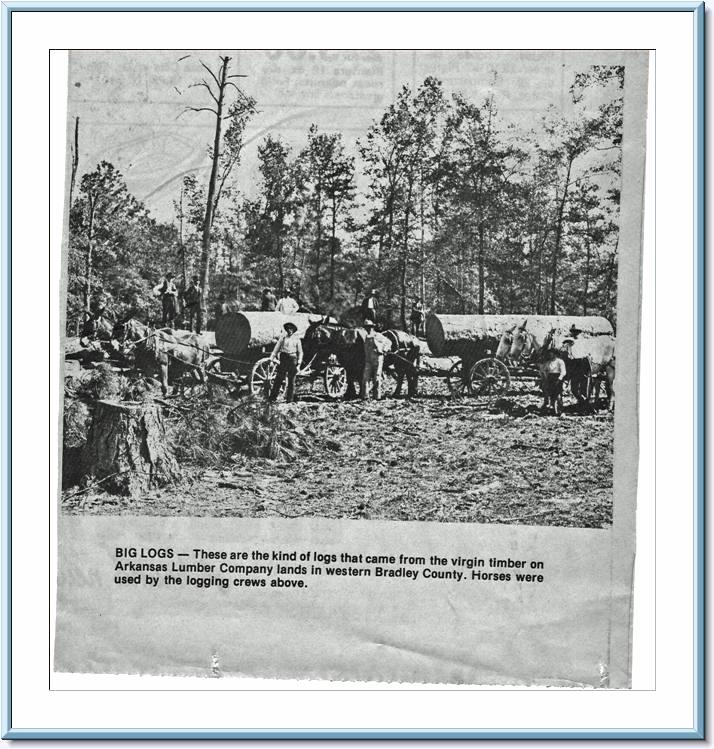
[215,311,328,356]
[81,400,180,496]
[382,329,432,355]
[425,314,614,357]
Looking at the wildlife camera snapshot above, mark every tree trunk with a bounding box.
[83,198,96,312]
[549,158,573,315]
[314,186,323,305]
[329,199,337,300]
[69,116,79,208]
[400,181,414,328]
[425,313,614,357]
[215,311,322,356]
[582,219,592,315]
[81,400,180,497]
[200,57,230,300]
[477,223,485,314]
[419,171,426,303]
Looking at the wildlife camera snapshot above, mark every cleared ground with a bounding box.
[63,376,614,528]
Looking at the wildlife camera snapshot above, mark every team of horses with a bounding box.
[496,320,616,412]
[78,312,614,411]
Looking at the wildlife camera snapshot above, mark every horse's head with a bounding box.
[496,326,515,359]
[509,321,533,360]
[535,327,558,363]
[112,316,149,344]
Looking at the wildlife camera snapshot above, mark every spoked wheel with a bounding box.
[323,355,348,400]
[467,358,511,397]
[250,356,283,399]
[446,360,468,395]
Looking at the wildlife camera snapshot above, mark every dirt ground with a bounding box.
[63,376,614,529]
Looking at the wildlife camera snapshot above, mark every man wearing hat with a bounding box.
[269,322,303,403]
[261,287,277,311]
[361,319,389,400]
[183,275,204,333]
[361,289,378,323]
[156,271,179,327]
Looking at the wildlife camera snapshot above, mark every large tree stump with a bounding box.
[81,400,180,496]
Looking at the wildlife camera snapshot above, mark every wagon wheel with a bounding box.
[446,360,468,395]
[467,358,511,397]
[250,356,283,399]
[206,357,242,398]
[323,355,348,400]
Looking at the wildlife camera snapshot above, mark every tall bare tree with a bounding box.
[183,55,256,298]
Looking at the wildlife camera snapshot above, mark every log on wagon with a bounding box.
[425,313,615,397]
[212,311,340,398]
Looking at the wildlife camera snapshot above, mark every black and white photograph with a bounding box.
[61,50,632,528]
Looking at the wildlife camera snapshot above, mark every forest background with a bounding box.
[65,50,624,333]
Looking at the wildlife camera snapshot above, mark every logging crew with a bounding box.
[269,322,303,403]
[261,287,277,311]
[362,319,388,401]
[183,276,204,334]
[158,272,179,327]
[361,289,378,323]
[276,290,299,315]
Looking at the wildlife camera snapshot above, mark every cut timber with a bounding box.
[382,329,432,355]
[215,311,330,356]
[81,400,180,496]
[425,314,614,357]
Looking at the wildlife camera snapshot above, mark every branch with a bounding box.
[189,80,219,104]
[227,73,248,79]
[180,106,219,118]
[199,60,221,90]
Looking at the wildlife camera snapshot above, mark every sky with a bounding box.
[66,49,631,223]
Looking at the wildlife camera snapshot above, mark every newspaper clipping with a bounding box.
[55,49,648,686]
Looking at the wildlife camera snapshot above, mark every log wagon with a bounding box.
[210,311,346,398]
[425,313,615,398]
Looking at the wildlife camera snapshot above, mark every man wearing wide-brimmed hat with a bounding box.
[361,318,389,400]
[269,322,303,403]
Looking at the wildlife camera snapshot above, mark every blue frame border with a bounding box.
[1,0,705,740]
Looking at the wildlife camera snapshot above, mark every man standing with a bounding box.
[261,288,277,311]
[539,347,567,414]
[183,276,204,333]
[361,289,378,323]
[269,322,303,403]
[362,319,389,400]
[158,272,178,327]
[410,297,425,336]
[276,290,299,314]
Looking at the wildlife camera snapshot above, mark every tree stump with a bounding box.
[81,400,180,496]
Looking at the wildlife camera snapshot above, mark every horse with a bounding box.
[80,309,114,345]
[562,336,616,411]
[302,319,366,399]
[382,330,421,398]
[495,325,517,360]
[113,316,209,396]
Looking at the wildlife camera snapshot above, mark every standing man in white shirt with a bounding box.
[361,289,378,323]
[269,322,303,403]
[276,290,299,315]
[539,347,567,414]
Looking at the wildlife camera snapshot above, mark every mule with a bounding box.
[113,317,209,396]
